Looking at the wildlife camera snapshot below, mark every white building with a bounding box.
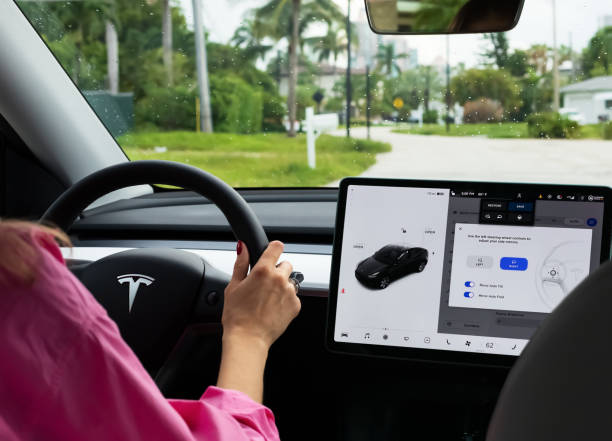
[560,76,612,124]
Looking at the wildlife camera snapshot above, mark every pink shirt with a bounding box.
[0,231,280,441]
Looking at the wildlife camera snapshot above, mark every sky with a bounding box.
[178,0,612,68]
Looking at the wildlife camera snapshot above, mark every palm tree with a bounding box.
[252,0,343,137]
[231,19,273,62]
[375,43,408,77]
[305,22,357,67]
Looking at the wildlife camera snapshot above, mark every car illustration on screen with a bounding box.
[355,245,429,289]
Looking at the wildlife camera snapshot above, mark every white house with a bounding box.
[560,76,612,124]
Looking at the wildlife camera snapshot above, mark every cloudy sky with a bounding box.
[178,0,611,67]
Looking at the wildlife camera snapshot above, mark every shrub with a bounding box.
[210,75,263,134]
[297,85,316,121]
[527,112,581,139]
[423,109,439,124]
[135,86,196,131]
[603,121,612,140]
[262,92,286,132]
[451,68,522,111]
[463,99,504,123]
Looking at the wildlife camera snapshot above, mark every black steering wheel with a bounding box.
[40,160,272,375]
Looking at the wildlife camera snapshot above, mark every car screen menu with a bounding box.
[333,185,605,356]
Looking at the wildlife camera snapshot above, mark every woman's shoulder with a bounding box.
[0,222,105,332]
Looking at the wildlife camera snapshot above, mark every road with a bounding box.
[328,126,612,187]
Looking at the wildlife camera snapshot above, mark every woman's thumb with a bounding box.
[230,240,250,284]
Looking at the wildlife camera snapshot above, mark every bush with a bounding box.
[297,85,316,121]
[262,92,285,131]
[527,112,581,139]
[135,86,196,131]
[210,75,263,134]
[603,121,612,140]
[422,109,439,124]
[463,99,503,123]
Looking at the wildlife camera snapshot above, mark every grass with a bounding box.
[117,131,391,187]
[392,123,606,139]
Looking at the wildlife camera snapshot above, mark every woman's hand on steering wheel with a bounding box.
[222,240,301,349]
[217,240,301,403]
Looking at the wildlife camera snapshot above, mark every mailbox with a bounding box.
[302,107,339,168]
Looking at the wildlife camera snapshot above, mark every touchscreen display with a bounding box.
[332,182,607,358]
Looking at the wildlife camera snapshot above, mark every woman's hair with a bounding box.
[0,220,70,285]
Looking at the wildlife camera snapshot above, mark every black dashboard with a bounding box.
[73,188,339,246]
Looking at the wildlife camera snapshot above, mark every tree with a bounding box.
[450,68,522,115]
[482,32,509,70]
[251,0,343,137]
[330,72,385,117]
[526,44,549,75]
[31,0,118,89]
[375,43,408,76]
[507,49,529,77]
[582,26,612,78]
[304,22,356,66]
[231,19,273,62]
[380,66,442,115]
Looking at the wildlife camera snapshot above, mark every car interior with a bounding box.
[2,0,612,439]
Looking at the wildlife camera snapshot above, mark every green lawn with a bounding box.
[118,131,391,187]
[392,123,605,139]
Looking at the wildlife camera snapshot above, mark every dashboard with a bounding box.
[70,184,612,368]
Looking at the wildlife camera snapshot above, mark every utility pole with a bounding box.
[162,0,173,86]
[345,0,351,138]
[366,64,371,140]
[192,0,213,132]
[445,34,451,132]
[569,32,576,81]
[552,0,560,112]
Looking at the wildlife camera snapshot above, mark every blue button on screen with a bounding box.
[587,218,597,227]
[508,202,534,212]
[500,257,528,271]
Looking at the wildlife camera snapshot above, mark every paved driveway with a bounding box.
[328,126,612,187]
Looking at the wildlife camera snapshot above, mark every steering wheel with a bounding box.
[40,160,273,375]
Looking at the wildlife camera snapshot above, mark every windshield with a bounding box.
[15,0,612,188]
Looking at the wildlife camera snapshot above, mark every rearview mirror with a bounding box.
[364,0,525,34]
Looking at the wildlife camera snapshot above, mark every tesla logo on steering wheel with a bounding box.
[117,274,155,313]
